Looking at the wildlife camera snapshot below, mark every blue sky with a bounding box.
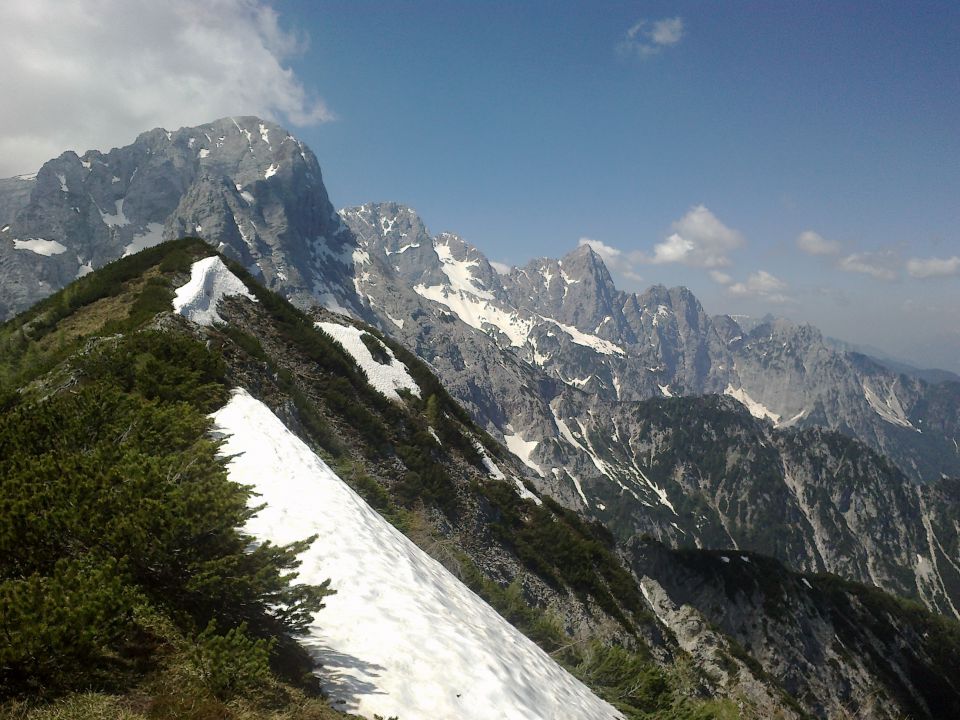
[2,1,958,370]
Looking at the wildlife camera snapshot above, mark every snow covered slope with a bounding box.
[315,321,420,401]
[173,256,256,325]
[211,389,621,720]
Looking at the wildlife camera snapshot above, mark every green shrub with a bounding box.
[359,333,391,364]
[190,621,274,700]
[0,558,135,696]
[0,332,329,699]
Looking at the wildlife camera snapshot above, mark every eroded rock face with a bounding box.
[626,539,960,720]
[0,116,362,319]
[338,201,960,618]
[342,202,959,485]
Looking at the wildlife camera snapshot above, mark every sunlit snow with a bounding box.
[172,255,257,325]
[100,199,130,227]
[433,237,494,299]
[414,283,533,347]
[122,223,165,257]
[211,390,620,720]
[316,322,420,402]
[862,380,916,430]
[503,429,545,477]
[13,238,67,256]
[724,384,781,423]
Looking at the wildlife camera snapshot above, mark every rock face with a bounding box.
[338,201,960,617]
[627,540,960,720]
[0,116,362,319]
[4,118,960,623]
[340,202,960,486]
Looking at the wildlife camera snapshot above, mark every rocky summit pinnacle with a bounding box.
[0,116,362,318]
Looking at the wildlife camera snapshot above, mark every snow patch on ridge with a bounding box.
[316,322,420,402]
[724,384,781,423]
[547,318,624,356]
[433,238,494,300]
[862,380,916,430]
[172,255,256,325]
[100,199,130,227]
[122,223,165,257]
[415,283,534,347]
[211,390,619,720]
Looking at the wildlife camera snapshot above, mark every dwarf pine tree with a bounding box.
[0,331,330,699]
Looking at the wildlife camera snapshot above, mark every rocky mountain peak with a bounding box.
[0,115,358,318]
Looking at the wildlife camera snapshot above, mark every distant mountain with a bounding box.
[341,202,960,485]
[825,336,960,384]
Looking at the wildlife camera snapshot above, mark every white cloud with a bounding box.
[728,270,789,303]
[617,17,684,57]
[796,230,841,256]
[575,237,644,284]
[906,255,960,279]
[837,252,898,281]
[0,0,332,177]
[578,237,621,263]
[640,205,744,268]
[709,270,732,285]
[489,261,512,275]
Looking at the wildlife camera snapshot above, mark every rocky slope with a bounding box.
[341,201,960,485]
[336,201,960,619]
[628,540,960,720]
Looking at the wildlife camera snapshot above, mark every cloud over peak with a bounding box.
[618,17,684,58]
[644,205,744,268]
[728,270,790,303]
[578,237,621,263]
[0,0,332,177]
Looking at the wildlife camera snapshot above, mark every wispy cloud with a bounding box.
[728,270,790,303]
[709,270,733,285]
[796,230,841,256]
[639,205,744,268]
[617,17,684,58]
[906,255,960,279]
[579,237,643,283]
[0,0,332,177]
[578,237,621,263]
[837,252,899,281]
[489,260,512,275]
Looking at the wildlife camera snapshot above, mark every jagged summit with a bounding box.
[0,115,362,318]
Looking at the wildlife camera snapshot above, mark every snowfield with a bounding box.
[173,256,257,325]
[315,321,421,401]
[211,390,621,720]
[12,238,67,256]
[723,384,781,424]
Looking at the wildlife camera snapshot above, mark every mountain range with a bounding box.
[2,116,960,718]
